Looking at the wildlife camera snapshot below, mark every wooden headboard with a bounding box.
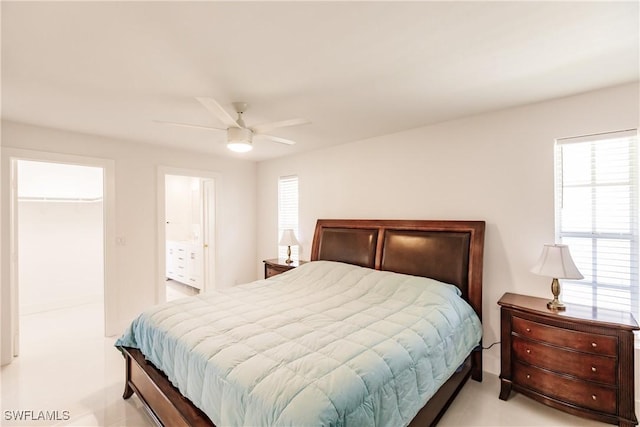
[310,219,486,321]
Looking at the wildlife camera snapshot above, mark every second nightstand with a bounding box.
[263,258,307,279]
[498,292,638,427]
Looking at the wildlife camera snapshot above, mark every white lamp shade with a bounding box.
[530,244,584,279]
[279,229,299,247]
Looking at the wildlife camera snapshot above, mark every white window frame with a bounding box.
[278,175,299,260]
[555,129,639,322]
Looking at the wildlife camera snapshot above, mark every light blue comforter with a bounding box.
[116,261,482,426]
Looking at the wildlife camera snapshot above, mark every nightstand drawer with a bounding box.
[265,264,290,278]
[263,259,307,279]
[512,316,617,356]
[513,360,616,415]
[512,335,616,384]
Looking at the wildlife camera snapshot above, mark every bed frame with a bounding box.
[119,219,485,426]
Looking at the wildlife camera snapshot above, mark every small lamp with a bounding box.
[279,229,300,264]
[530,243,583,311]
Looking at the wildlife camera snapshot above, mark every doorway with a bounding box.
[15,160,104,353]
[163,172,215,301]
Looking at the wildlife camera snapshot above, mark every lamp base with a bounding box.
[285,246,293,264]
[547,277,566,311]
[547,299,566,311]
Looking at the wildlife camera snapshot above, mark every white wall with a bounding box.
[0,121,5,364]
[18,200,104,314]
[257,82,640,377]
[17,161,104,314]
[1,121,257,344]
[165,175,201,242]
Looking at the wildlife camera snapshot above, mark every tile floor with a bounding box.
[1,301,614,427]
[0,302,153,427]
[166,279,200,302]
[438,375,608,427]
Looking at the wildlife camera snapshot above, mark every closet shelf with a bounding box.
[18,196,103,203]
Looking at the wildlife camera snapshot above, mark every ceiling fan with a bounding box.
[156,97,310,153]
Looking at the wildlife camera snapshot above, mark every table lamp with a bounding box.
[279,229,299,264]
[530,243,583,311]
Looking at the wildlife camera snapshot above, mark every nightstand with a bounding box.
[498,292,639,427]
[263,258,307,279]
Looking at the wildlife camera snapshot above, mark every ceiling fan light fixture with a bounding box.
[159,97,308,151]
[227,127,253,153]
[227,140,253,153]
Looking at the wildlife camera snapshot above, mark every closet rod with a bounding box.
[18,196,103,203]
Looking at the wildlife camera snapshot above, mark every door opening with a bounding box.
[15,160,105,354]
[164,174,215,301]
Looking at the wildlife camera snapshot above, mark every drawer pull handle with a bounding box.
[592,395,597,401]
[526,349,531,354]
[526,328,531,332]
[526,374,531,379]
[591,342,598,348]
[591,366,597,372]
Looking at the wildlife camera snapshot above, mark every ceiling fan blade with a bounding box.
[260,134,297,145]
[251,118,310,134]
[154,120,225,131]
[196,97,240,128]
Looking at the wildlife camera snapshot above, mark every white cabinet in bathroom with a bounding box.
[166,241,203,290]
[185,245,203,289]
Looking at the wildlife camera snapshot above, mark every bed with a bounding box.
[116,219,486,426]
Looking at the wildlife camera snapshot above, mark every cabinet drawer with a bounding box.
[175,256,186,267]
[265,264,289,278]
[513,360,616,414]
[512,335,616,384]
[512,316,617,356]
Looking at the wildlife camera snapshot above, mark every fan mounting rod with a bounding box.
[231,102,249,127]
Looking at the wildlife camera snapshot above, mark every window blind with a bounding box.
[555,129,639,321]
[278,175,299,260]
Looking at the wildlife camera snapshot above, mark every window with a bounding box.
[555,129,639,321]
[278,175,299,260]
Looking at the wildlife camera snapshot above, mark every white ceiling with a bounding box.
[2,1,638,161]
